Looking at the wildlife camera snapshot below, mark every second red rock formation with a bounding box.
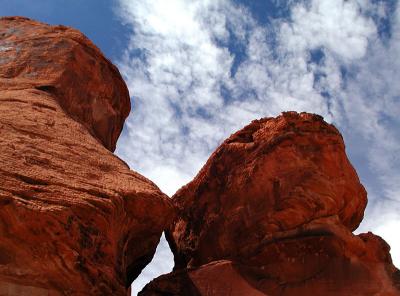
[141,112,399,296]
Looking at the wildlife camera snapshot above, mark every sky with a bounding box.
[1,0,400,295]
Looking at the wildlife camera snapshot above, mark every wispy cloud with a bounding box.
[116,0,237,196]
[114,0,400,293]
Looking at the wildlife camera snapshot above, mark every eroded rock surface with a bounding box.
[141,112,399,295]
[169,112,367,268]
[0,16,128,151]
[0,17,173,295]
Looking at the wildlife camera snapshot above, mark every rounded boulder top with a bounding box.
[169,111,367,267]
[0,16,130,151]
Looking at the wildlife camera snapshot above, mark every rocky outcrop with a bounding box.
[0,16,127,151]
[0,17,173,295]
[169,112,367,267]
[1,16,398,296]
[141,112,399,295]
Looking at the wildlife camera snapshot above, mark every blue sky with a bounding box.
[1,0,400,295]
[0,0,130,59]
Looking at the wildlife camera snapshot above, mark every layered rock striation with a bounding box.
[141,112,400,295]
[0,17,173,295]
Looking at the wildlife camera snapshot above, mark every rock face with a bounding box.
[0,17,172,295]
[169,112,367,267]
[141,112,399,295]
[0,16,127,151]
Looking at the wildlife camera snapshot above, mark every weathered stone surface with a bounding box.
[0,16,128,151]
[139,260,264,296]
[142,228,400,295]
[237,220,400,295]
[0,17,173,295]
[169,112,368,268]
[146,112,400,295]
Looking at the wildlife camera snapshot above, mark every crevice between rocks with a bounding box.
[130,232,174,295]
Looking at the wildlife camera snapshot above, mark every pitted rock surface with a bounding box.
[169,112,367,268]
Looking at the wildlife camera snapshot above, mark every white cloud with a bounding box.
[114,0,400,294]
[346,3,400,263]
[280,0,376,60]
[116,0,235,195]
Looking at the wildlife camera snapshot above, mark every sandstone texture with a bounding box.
[0,17,172,295]
[0,16,127,151]
[141,112,400,295]
[169,112,367,267]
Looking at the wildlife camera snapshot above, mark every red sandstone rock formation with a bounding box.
[0,17,173,295]
[1,16,398,296]
[141,112,400,295]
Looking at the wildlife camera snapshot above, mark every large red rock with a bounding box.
[169,112,368,267]
[143,112,399,295]
[0,17,173,295]
[0,16,128,151]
